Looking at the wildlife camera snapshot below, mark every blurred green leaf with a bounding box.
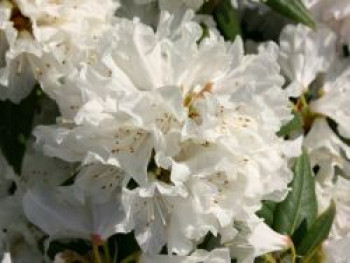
[273,149,317,235]
[257,201,277,227]
[264,0,316,29]
[277,111,303,137]
[199,0,223,14]
[0,88,39,174]
[297,201,336,261]
[214,0,241,40]
[291,218,308,247]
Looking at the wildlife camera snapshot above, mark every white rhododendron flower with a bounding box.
[31,10,292,256]
[304,0,350,44]
[0,0,349,261]
[273,18,350,263]
[310,64,350,138]
[23,184,129,242]
[304,119,350,184]
[228,219,290,263]
[324,237,350,263]
[0,152,44,263]
[276,23,350,179]
[278,24,337,97]
[0,0,118,103]
[316,176,350,239]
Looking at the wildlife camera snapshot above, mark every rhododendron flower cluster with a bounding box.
[0,0,349,263]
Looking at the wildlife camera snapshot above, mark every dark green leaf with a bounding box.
[265,0,316,29]
[257,201,277,227]
[273,149,317,235]
[277,111,303,137]
[111,232,140,262]
[0,88,39,174]
[297,201,336,260]
[291,219,308,247]
[198,0,223,14]
[214,0,241,41]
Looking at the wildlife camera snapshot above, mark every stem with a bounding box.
[103,242,111,263]
[290,239,297,263]
[113,240,118,263]
[93,242,102,263]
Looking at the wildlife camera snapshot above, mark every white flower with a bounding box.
[316,177,350,240]
[0,151,50,262]
[73,163,127,204]
[310,62,350,138]
[304,119,350,184]
[19,143,75,190]
[324,237,350,263]
[228,219,290,263]
[303,0,350,44]
[34,10,292,256]
[276,23,350,176]
[278,24,337,97]
[23,184,129,242]
[1,253,11,263]
[0,0,117,103]
[0,194,43,263]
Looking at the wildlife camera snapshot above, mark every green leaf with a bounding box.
[214,0,241,41]
[264,0,316,29]
[277,111,303,137]
[297,201,336,261]
[291,219,308,247]
[0,88,39,174]
[273,149,318,235]
[198,0,223,14]
[257,201,277,227]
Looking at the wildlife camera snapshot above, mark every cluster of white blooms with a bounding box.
[275,19,350,263]
[303,0,350,45]
[0,0,349,263]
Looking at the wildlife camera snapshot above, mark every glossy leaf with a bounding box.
[214,0,241,40]
[257,201,277,227]
[297,201,336,261]
[0,88,39,174]
[273,150,317,235]
[277,111,303,137]
[265,0,316,29]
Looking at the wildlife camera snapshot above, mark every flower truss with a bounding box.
[0,1,349,263]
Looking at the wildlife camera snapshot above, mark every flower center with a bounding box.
[154,167,172,185]
[183,81,214,121]
[147,152,173,185]
[10,3,33,34]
